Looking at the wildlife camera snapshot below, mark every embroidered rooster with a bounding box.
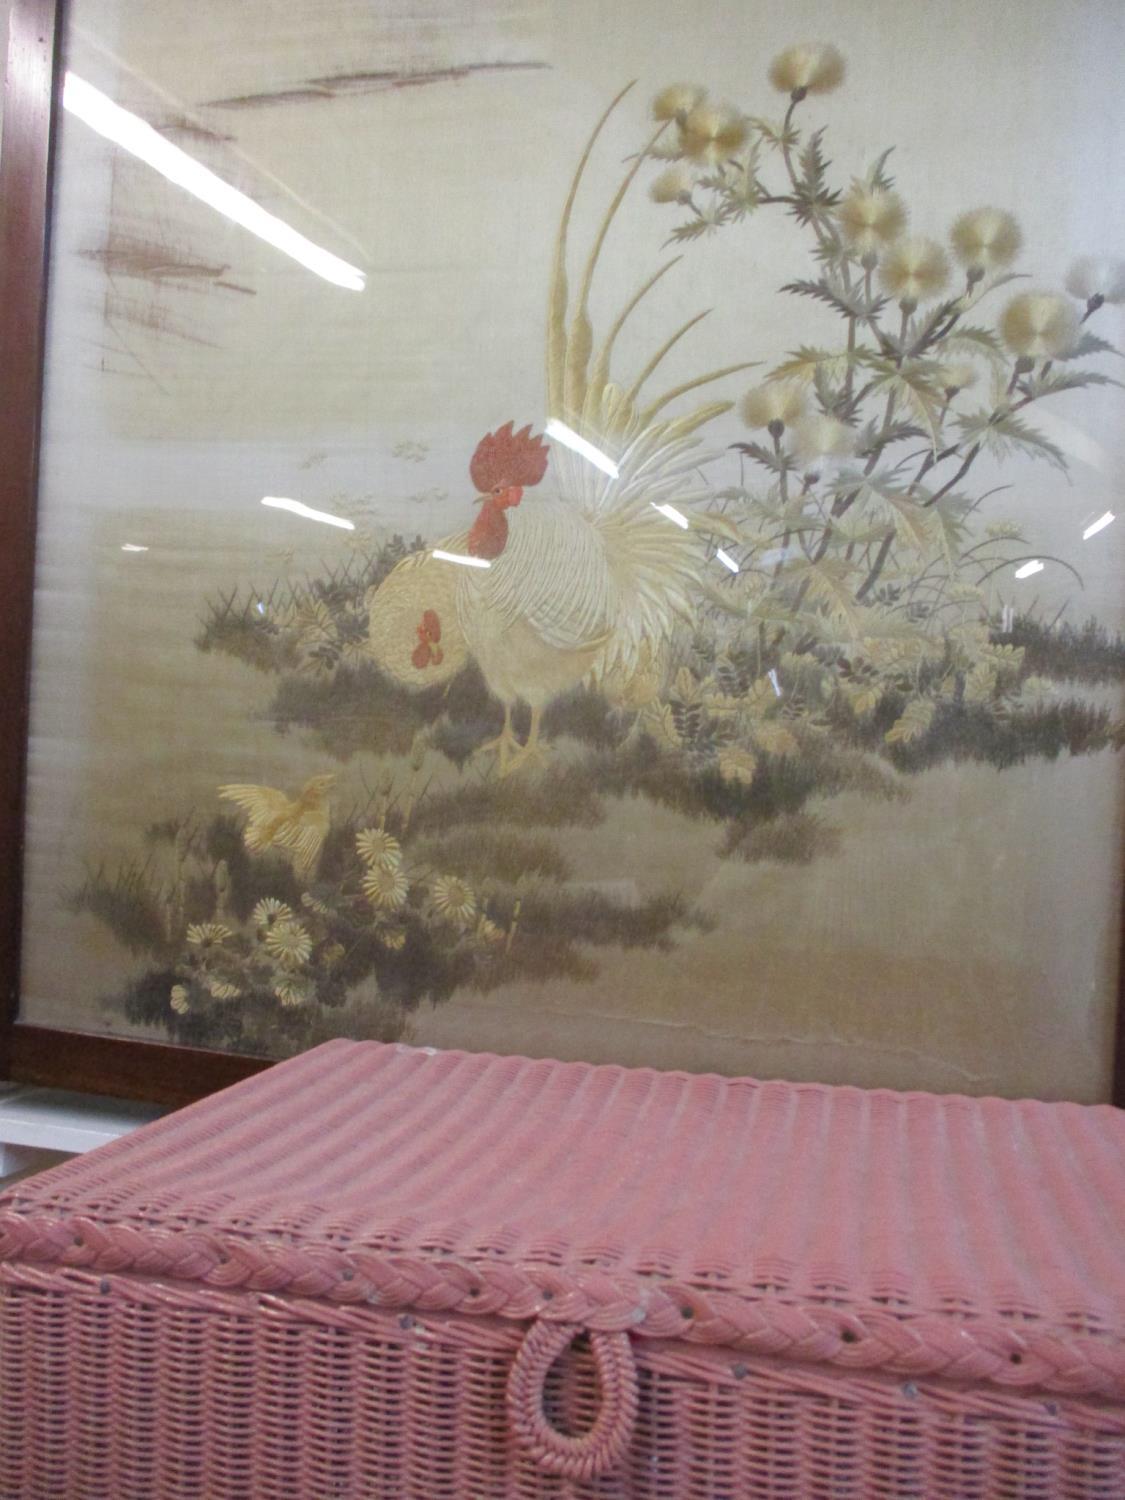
[366,84,753,773]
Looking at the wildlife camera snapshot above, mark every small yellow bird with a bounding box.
[218,774,335,877]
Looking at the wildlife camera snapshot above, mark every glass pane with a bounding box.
[19,0,1125,1097]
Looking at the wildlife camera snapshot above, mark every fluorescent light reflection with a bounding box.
[767,669,782,698]
[432,548,491,569]
[262,496,355,530]
[652,502,689,530]
[1083,511,1115,540]
[545,419,619,479]
[1014,559,1044,580]
[715,549,739,574]
[121,542,148,552]
[63,73,366,291]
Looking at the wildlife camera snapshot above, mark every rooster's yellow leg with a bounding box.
[476,704,521,774]
[503,706,550,776]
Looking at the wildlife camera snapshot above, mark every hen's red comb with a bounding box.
[470,421,549,493]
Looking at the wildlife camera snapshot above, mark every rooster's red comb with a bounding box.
[470,422,549,493]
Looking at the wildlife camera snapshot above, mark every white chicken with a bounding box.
[367,83,753,772]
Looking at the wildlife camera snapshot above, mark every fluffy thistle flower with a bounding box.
[432,875,477,926]
[793,414,856,466]
[740,382,806,431]
[999,292,1079,360]
[1065,256,1125,307]
[649,163,696,205]
[680,102,748,165]
[170,984,190,1014]
[837,186,906,256]
[933,361,978,395]
[356,827,402,870]
[878,236,950,307]
[265,920,312,969]
[252,897,293,932]
[950,208,1021,277]
[363,865,409,911]
[768,43,846,98]
[652,83,706,121]
[186,922,232,951]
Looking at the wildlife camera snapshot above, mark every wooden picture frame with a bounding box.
[1,0,1122,1108]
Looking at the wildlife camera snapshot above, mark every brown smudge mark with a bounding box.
[206,59,549,109]
[83,232,229,286]
[215,282,257,296]
[155,117,234,145]
[106,293,220,349]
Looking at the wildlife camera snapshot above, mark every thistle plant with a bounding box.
[645,44,1121,747]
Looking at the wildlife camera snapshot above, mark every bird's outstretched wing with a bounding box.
[218,784,290,850]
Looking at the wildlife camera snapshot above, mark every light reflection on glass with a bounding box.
[544,419,619,479]
[432,549,492,569]
[1082,511,1115,540]
[261,496,355,530]
[1014,559,1045,579]
[120,543,149,552]
[62,73,366,291]
[651,502,689,529]
[715,548,739,574]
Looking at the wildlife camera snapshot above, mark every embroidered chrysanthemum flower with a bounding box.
[651,83,706,122]
[933,361,978,395]
[431,875,477,926]
[837,186,906,256]
[186,922,232,951]
[649,163,696,205]
[950,208,1021,277]
[878,236,950,307]
[768,43,845,97]
[740,382,806,431]
[205,978,243,1000]
[999,292,1079,360]
[301,890,334,917]
[264,920,313,969]
[475,915,505,946]
[252,898,293,931]
[356,828,402,870]
[1065,256,1125,307]
[170,984,190,1014]
[679,103,748,165]
[363,865,409,910]
[274,975,310,1007]
[379,926,407,951]
[793,414,856,466]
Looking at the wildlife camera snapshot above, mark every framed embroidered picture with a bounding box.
[2,0,1122,1105]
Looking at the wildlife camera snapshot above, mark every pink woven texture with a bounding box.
[2,1039,1124,1497]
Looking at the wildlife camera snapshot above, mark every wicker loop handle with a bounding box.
[506,1321,639,1481]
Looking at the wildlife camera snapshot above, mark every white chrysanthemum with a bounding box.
[252,898,293,931]
[740,383,806,430]
[363,865,409,910]
[999,292,1080,360]
[838,186,906,256]
[652,83,706,121]
[432,875,477,926]
[649,163,696,205]
[170,985,190,1014]
[379,926,407,951]
[793,414,856,466]
[934,362,978,394]
[356,828,402,870]
[1065,256,1125,306]
[475,915,505,946]
[274,975,310,1008]
[264,920,313,969]
[879,236,950,306]
[768,43,845,97]
[205,978,243,1001]
[950,208,1021,275]
[680,102,748,164]
[186,922,232,950]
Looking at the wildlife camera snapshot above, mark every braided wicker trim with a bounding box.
[3,1209,1122,1399]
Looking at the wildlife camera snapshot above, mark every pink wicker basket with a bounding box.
[1,1040,1123,1498]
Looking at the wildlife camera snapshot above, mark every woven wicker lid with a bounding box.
[2,1039,1124,1396]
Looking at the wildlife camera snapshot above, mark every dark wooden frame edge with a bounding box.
[1,0,1121,1107]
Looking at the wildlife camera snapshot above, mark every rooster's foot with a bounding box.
[499,736,550,778]
[475,723,523,775]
